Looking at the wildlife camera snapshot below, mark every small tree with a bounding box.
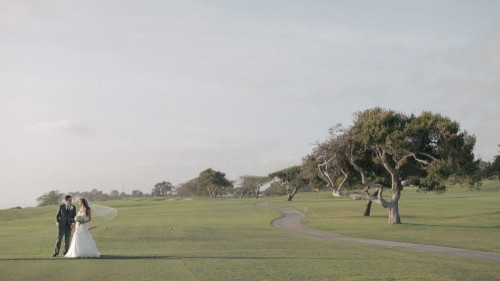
[152,181,173,197]
[263,182,288,196]
[238,175,270,199]
[486,145,500,180]
[269,166,308,201]
[197,168,233,198]
[131,190,144,197]
[37,190,64,206]
[110,190,120,199]
[176,179,198,197]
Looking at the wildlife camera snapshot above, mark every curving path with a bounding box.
[257,201,500,263]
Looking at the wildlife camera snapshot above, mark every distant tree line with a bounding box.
[36,141,499,207]
[36,188,147,206]
[33,162,367,207]
[174,168,306,198]
[480,145,500,180]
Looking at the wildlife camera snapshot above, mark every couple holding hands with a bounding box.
[52,195,116,258]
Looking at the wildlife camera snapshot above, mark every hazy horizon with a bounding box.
[1,1,499,209]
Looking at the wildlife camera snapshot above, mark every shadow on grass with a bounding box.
[100,255,176,259]
[0,255,349,261]
[0,255,174,261]
[402,223,500,229]
[101,255,346,260]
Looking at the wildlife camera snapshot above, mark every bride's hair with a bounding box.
[81,198,91,215]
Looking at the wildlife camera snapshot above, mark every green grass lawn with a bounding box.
[1,183,499,281]
[272,181,500,253]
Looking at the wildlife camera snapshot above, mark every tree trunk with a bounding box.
[255,188,259,199]
[388,202,401,224]
[380,153,403,224]
[363,190,379,216]
[388,175,402,224]
[287,187,298,201]
[207,186,218,198]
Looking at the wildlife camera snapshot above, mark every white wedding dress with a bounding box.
[65,211,100,258]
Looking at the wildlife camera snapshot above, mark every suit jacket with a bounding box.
[55,204,76,227]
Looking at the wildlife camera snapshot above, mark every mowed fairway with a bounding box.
[273,181,500,253]
[1,183,499,281]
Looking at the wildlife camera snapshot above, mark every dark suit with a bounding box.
[53,204,76,256]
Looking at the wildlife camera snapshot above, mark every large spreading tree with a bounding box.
[309,108,480,224]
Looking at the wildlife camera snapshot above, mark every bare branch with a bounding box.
[348,154,368,186]
[395,151,436,170]
[380,151,397,175]
[395,153,413,170]
[317,157,336,189]
[417,152,438,161]
[338,168,349,191]
[410,152,430,166]
[332,187,390,209]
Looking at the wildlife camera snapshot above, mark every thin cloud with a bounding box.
[319,80,386,101]
[428,24,500,160]
[472,23,500,76]
[435,79,500,161]
[35,120,91,135]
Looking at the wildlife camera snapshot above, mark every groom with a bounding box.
[52,195,76,257]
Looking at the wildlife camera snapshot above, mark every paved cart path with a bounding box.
[257,202,500,263]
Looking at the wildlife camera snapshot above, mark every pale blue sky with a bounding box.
[1,1,499,208]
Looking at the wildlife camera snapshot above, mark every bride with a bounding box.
[65,198,100,258]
